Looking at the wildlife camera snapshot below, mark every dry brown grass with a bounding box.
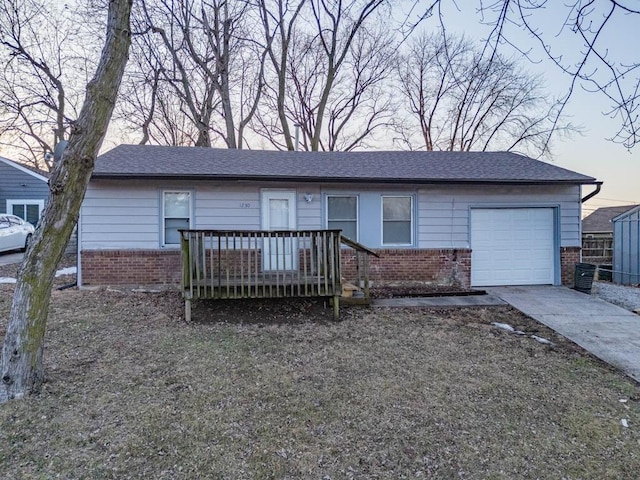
[0,281,639,479]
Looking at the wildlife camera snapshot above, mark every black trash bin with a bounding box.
[574,263,596,294]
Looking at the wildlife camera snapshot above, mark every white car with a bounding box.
[0,214,35,253]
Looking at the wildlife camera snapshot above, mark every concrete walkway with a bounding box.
[488,285,640,383]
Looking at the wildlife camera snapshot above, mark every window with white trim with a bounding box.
[327,195,358,240]
[7,199,44,225]
[382,196,413,245]
[163,191,191,246]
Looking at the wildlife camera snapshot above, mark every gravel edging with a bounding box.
[592,281,640,312]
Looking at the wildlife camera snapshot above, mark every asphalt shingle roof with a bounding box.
[93,145,598,185]
[582,205,640,233]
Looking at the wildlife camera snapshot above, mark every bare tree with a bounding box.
[117,21,202,146]
[257,0,396,151]
[396,32,575,156]
[0,0,101,169]
[256,0,307,150]
[0,0,132,403]
[120,0,265,149]
[407,1,640,149]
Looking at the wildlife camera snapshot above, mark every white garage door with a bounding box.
[471,208,555,287]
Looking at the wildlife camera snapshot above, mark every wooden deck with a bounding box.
[180,229,346,320]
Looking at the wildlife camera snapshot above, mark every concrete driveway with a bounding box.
[489,285,640,383]
[0,251,23,266]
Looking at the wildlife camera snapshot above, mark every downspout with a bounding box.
[578,182,603,274]
[581,182,602,203]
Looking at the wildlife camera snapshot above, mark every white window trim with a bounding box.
[381,195,414,246]
[161,190,193,247]
[6,199,45,223]
[326,194,359,241]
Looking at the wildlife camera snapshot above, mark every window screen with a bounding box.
[382,196,412,245]
[327,196,357,240]
[163,191,191,245]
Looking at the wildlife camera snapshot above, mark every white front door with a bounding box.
[261,190,297,270]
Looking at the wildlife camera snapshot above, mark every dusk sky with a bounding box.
[409,2,639,214]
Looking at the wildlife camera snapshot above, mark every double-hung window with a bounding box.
[382,196,413,245]
[163,191,191,246]
[327,195,358,240]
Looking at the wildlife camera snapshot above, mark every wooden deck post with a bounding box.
[185,298,192,322]
[333,295,340,320]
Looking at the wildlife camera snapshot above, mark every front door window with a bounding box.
[261,191,297,270]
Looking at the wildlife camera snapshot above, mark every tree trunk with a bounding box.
[0,0,132,403]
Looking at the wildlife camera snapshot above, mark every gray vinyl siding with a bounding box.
[418,185,582,248]
[81,181,160,249]
[196,186,261,230]
[81,181,323,249]
[297,186,322,230]
[81,180,582,250]
[0,161,49,214]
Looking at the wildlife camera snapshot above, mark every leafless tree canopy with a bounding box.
[255,0,397,151]
[0,0,101,168]
[118,0,267,149]
[407,0,640,149]
[396,32,576,156]
[2,0,636,162]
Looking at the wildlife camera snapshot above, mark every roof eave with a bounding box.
[91,173,600,185]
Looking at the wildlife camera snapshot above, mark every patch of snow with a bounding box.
[621,419,629,428]
[0,277,17,284]
[531,335,554,346]
[492,322,515,332]
[55,266,77,277]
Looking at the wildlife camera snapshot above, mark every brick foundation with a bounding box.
[81,250,181,286]
[342,248,471,288]
[83,247,578,289]
[560,246,581,286]
[81,248,472,288]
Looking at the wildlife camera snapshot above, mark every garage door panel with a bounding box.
[471,208,555,286]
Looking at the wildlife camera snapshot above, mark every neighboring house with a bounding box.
[582,205,639,238]
[0,156,49,225]
[581,204,639,264]
[613,205,640,285]
[78,145,600,289]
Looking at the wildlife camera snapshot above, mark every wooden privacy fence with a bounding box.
[582,237,613,263]
[180,229,344,320]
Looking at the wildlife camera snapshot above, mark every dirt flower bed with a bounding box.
[0,283,639,479]
[371,284,472,298]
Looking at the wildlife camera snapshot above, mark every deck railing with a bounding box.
[179,229,343,320]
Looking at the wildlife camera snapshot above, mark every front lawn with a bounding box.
[1,287,638,479]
